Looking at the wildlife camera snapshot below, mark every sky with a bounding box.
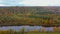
[0,0,60,6]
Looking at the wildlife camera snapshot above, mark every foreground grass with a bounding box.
[0,30,60,34]
[25,32,60,34]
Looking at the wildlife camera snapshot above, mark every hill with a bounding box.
[0,6,60,27]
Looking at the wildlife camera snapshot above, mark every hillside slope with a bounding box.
[0,6,60,27]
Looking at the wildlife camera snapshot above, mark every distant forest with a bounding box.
[0,6,60,27]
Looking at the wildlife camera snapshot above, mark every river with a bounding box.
[0,26,55,32]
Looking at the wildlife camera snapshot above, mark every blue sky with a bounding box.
[0,0,60,6]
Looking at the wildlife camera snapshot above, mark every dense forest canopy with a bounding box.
[0,6,60,27]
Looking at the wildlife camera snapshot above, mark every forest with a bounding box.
[0,6,60,27]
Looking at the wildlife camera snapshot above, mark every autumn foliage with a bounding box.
[0,7,60,27]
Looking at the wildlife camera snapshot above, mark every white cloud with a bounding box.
[0,4,6,6]
[0,4,11,6]
[0,0,60,6]
[0,0,23,6]
[19,0,60,6]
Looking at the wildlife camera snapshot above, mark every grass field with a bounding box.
[25,32,60,34]
[0,30,60,34]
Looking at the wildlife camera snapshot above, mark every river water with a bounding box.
[0,26,55,32]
